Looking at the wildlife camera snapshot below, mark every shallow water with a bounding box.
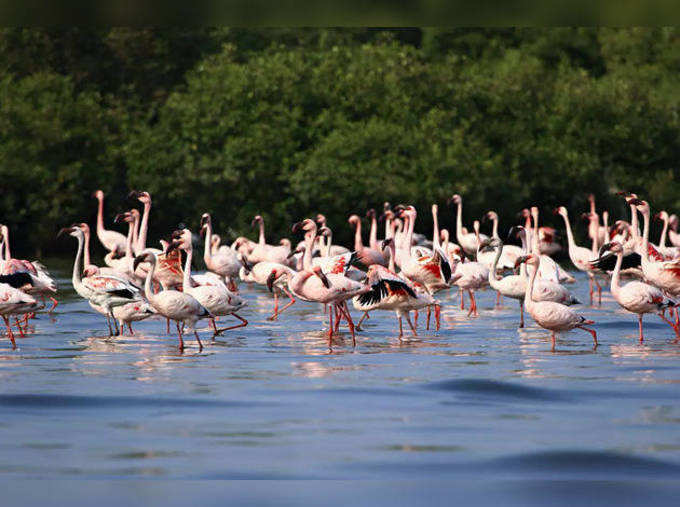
[2,262,680,491]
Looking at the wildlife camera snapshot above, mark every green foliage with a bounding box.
[1,28,679,254]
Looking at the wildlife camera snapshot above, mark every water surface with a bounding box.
[1,263,680,494]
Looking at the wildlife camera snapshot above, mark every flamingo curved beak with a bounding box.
[514,255,529,269]
[291,222,303,234]
[266,271,277,292]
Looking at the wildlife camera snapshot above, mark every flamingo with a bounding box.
[246,215,293,265]
[315,215,349,256]
[60,225,143,336]
[482,238,527,327]
[133,249,210,351]
[93,190,126,256]
[482,210,523,269]
[348,214,386,268]
[395,206,453,295]
[654,211,680,259]
[554,205,602,305]
[200,213,242,291]
[0,283,42,348]
[449,194,488,258]
[630,198,680,301]
[244,261,297,320]
[668,214,680,247]
[601,241,677,341]
[170,229,247,336]
[0,225,58,312]
[587,194,609,249]
[517,254,597,351]
[366,209,381,251]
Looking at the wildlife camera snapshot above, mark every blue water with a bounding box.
[1,263,680,502]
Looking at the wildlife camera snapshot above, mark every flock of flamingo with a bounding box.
[1,190,680,352]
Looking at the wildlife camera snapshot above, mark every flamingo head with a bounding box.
[447,194,462,206]
[439,229,449,242]
[83,265,99,277]
[514,253,538,269]
[483,211,497,223]
[266,269,280,292]
[670,214,679,230]
[319,227,331,238]
[113,212,131,224]
[129,190,151,204]
[133,251,155,271]
[348,214,362,227]
[287,245,303,259]
[507,225,525,242]
[312,266,331,288]
[553,206,568,217]
[211,234,221,247]
[251,215,263,227]
[170,228,192,250]
[380,237,394,251]
[315,213,327,226]
[366,208,376,219]
[379,209,394,223]
[200,213,211,233]
[431,203,438,216]
[76,222,91,233]
[279,238,291,250]
[57,225,83,239]
[92,189,104,200]
[599,241,623,255]
[383,201,391,211]
[292,218,316,235]
[473,220,480,233]
[588,193,595,203]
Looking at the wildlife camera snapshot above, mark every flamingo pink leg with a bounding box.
[214,313,248,335]
[2,316,16,349]
[338,302,356,347]
[14,318,25,337]
[272,288,297,320]
[327,304,334,346]
[357,312,370,329]
[48,297,59,313]
[175,321,184,351]
[435,304,441,331]
[405,313,418,336]
[638,314,644,342]
[576,325,598,348]
[460,289,465,310]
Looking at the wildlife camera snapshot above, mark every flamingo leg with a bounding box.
[426,307,432,330]
[2,316,16,349]
[405,313,418,336]
[214,313,248,335]
[496,292,502,308]
[414,310,419,329]
[594,277,602,306]
[48,296,58,313]
[194,330,203,351]
[105,313,113,336]
[398,316,404,339]
[166,318,171,334]
[467,290,477,317]
[327,304,334,345]
[576,325,598,348]
[551,331,556,352]
[334,305,342,333]
[638,314,644,343]
[268,292,280,321]
[588,275,594,306]
[519,301,524,328]
[435,304,441,331]
[273,288,297,320]
[14,317,25,337]
[340,302,356,347]
[175,321,184,351]
[109,309,120,336]
[128,322,134,336]
[658,313,680,340]
[460,289,465,310]
[356,311,370,330]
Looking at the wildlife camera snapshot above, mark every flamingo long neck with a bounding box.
[630,203,640,240]
[3,227,10,260]
[72,233,85,291]
[369,215,378,248]
[589,216,599,256]
[641,206,651,264]
[143,256,158,302]
[517,230,528,278]
[132,214,140,253]
[385,216,392,240]
[490,245,502,282]
[455,200,464,245]
[183,246,193,289]
[324,231,332,257]
[96,196,105,236]
[353,221,363,251]
[387,242,397,272]
[491,216,499,240]
[525,260,539,307]
[290,270,314,294]
[203,220,213,267]
[258,220,266,246]
[560,212,579,260]
[589,198,596,215]
[610,250,623,298]
[432,208,440,249]
[660,214,669,248]
[83,228,91,268]
[407,212,416,248]
[137,200,151,252]
[531,210,539,255]
[303,231,314,270]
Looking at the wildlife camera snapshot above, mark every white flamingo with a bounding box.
[449,194,488,257]
[200,213,242,291]
[601,241,677,341]
[61,225,143,336]
[0,283,42,348]
[518,254,597,351]
[170,228,247,336]
[93,190,126,256]
[133,249,210,351]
